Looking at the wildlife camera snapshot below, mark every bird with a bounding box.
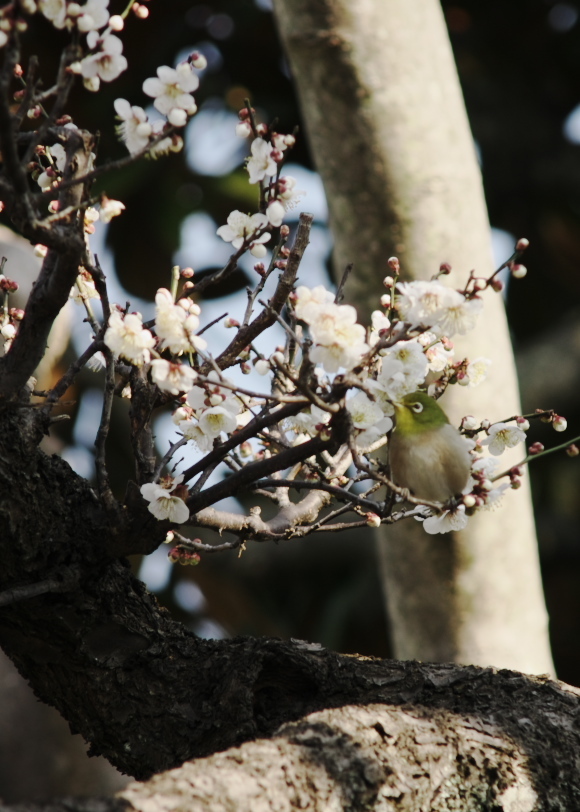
[388,391,472,503]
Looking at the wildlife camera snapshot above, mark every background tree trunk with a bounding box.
[272,0,554,674]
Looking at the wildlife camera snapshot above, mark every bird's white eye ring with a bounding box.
[411,402,423,414]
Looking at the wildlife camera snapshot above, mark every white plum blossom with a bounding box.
[287,404,331,436]
[465,357,492,388]
[375,339,429,401]
[246,138,277,184]
[37,143,66,189]
[104,310,155,366]
[81,32,127,83]
[114,99,152,154]
[436,296,483,338]
[396,280,482,337]
[155,288,207,355]
[70,273,99,304]
[369,310,391,346]
[140,475,189,524]
[346,391,393,449]
[266,200,285,227]
[276,175,305,211]
[293,287,368,373]
[143,63,199,116]
[198,405,238,438]
[420,504,469,534]
[293,285,335,323]
[150,359,197,396]
[308,304,369,373]
[481,422,527,456]
[99,197,125,223]
[76,0,109,32]
[417,331,454,372]
[216,211,270,251]
[39,0,67,28]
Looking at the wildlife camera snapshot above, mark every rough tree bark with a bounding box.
[272,0,554,674]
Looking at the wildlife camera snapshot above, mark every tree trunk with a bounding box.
[272,0,553,674]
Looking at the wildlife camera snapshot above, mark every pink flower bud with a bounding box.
[183,281,194,291]
[224,317,239,328]
[366,512,381,527]
[511,264,527,279]
[511,478,522,489]
[473,278,486,291]
[181,267,194,278]
[280,225,290,238]
[240,442,253,457]
[528,442,544,455]
[13,64,23,78]
[516,417,530,431]
[510,466,524,478]
[516,237,529,252]
[241,362,251,374]
[553,415,567,432]
[254,263,266,275]
[566,444,579,457]
[133,3,149,18]
[383,275,394,288]
[387,257,400,272]
[439,262,452,274]
[491,278,504,293]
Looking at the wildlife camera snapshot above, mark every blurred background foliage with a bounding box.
[3,3,580,769]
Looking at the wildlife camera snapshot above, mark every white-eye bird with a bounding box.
[389,391,472,503]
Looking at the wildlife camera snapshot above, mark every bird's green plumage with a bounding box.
[389,391,471,502]
[392,391,449,437]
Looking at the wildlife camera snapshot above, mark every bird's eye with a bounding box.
[411,402,423,414]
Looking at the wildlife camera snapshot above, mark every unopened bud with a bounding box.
[34,244,48,258]
[109,14,124,30]
[511,478,522,489]
[528,441,544,455]
[516,417,530,431]
[271,351,285,366]
[240,441,253,457]
[553,415,567,432]
[463,494,477,508]
[280,224,290,238]
[366,512,381,527]
[439,262,452,274]
[473,278,486,291]
[491,278,504,293]
[380,294,390,308]
[164,531,175,544]
[383,275,394,288]
[183,280,194,291]
[224,317,239,328]
[387,257,400,272]
[516,237,529,252]
[461,415,478,431]
[510,465,524,478]
[133,3,149,17]
[511,263,527,279]
[566,444,579,457]
[180,267,194,278]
